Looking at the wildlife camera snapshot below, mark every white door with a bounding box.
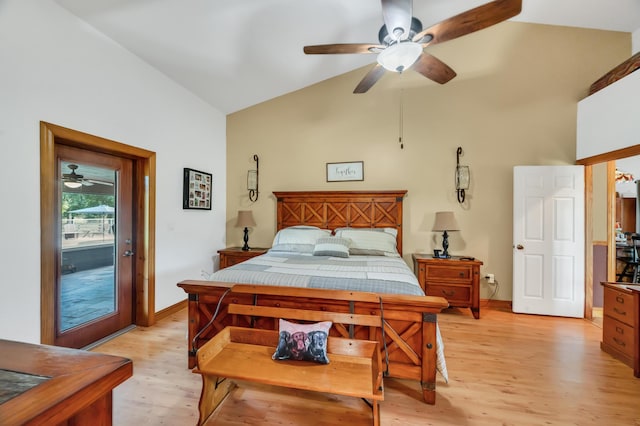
[513,165,585,318]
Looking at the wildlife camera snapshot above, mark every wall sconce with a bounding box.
[248,154,259,202]
[455,147,470,203]
[432,211,460,258]
[236,210,256,251]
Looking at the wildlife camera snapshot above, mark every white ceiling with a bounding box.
[55,0,640,114]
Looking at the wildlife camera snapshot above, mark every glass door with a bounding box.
[55,145,134,348]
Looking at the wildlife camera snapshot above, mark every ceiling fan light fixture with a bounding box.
[377,41,422,73]
[64,181,83,189]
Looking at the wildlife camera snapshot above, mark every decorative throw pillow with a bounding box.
[312,236,351,258]
[272,319,332,364]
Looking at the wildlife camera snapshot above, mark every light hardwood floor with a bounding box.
[94,304,640,425]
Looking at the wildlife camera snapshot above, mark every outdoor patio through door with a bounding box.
[55,145,134,349]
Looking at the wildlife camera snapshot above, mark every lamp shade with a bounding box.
[432,211,459,232]
[235,210,256,228]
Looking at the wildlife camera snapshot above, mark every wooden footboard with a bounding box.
[177,280,449,404]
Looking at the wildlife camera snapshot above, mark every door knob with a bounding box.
[123,250,135,257]
[516,244,524,250]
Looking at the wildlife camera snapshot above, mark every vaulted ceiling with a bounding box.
[56,0,640,114]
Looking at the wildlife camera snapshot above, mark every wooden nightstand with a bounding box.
[217,247,269,269]
[412,254,483,319]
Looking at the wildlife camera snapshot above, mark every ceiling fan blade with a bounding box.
[86,179,114,186]
[304,44,383,55]
[412,0,522,46]
[411,53,456,84]
[353,64,386,94]
[381,0,412,41]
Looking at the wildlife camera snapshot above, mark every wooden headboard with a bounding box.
[273,190,408,255]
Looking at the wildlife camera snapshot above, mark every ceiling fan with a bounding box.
[62,164,113,188]
[303,0,522,93]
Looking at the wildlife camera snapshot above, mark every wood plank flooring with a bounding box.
[93,304,640,425]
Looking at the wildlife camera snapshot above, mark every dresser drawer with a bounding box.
[604,287,637,326]
[425,284,472,305]
[603,316,635,359]
[425,265,472,282]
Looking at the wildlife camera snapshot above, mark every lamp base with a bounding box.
[242,227,250,251]
[442,230,450,258]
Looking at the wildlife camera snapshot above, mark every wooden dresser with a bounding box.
[0,339,132,425]
[412,254,483,319]
[218,247,269,269]
[601,282,640,377]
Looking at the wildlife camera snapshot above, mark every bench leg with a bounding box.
[372,400,380,426]
[198,375,236,425]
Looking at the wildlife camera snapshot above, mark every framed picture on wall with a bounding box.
[183,168,212,210]
[326,161,364,182]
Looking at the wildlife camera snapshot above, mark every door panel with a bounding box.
[55,145,134,348]
[513,165,585,318]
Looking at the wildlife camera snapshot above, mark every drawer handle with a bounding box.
[613,307,627,316]
[441,290,455,297]
[458,272,464,277]
[616,295,625,304]
[615,326,625,334]
[613,337,626,347]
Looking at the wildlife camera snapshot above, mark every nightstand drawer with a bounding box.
[425,284,472,305]
[224,256,248,267]
[603,316,635,359]
[604,288,637,326]
[425,265,472,282]
[218,247,269,270]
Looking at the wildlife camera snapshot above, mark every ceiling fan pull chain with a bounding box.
[398,89,404,149]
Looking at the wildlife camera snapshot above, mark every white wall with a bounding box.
[576,70,640,160]
[0,0,227,343]
[633,28,640,53]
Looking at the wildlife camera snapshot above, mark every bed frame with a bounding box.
[177,190,449,404]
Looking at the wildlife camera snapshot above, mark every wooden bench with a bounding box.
[193,286,385,425]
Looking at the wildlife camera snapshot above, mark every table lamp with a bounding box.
[236,210,256,251]
[432,211,459,258]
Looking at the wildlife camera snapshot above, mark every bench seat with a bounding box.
[193,296,385,426]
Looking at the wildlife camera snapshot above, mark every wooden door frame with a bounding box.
[40,121,156,345]
[577,144,640,321]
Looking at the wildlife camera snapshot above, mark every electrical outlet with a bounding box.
[486,273,495,284]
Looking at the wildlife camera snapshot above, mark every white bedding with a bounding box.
[210,251,423,295]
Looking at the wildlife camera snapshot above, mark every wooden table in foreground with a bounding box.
[0,339,132,426]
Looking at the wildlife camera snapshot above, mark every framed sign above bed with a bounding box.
[183,168,212,210]
[326,161,364,182]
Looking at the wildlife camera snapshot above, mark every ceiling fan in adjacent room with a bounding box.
[62,164,113,188]
[303,0,522,93]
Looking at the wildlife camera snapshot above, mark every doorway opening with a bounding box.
[579,145,640,323]
[40,122,156,347]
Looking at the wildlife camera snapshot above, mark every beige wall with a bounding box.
[226,22,629,301]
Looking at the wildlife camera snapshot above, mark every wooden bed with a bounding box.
[177,190,449,404]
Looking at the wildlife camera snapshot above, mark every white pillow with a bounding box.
[270,226,331,253]
[312,236,351,258]
[334,228,399,257]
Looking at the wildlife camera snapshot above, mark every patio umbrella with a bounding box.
[69,204,114,214]
[69,205,115,240]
